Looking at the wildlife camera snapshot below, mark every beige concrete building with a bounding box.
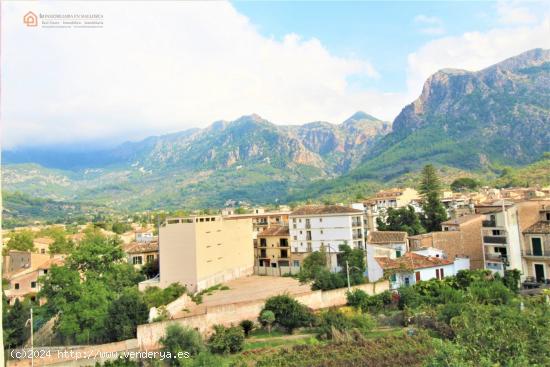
[409,214,484,269]
[33,237,54,254]
[157,215,254,292]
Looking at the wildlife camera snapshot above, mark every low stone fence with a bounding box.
[254,265,301,276]
[137,280,389,350]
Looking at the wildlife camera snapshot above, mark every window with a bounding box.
[306,231,312,240]
[320,230,323,234]
[31,281,37,288]
[41,249,46,254]
[546,212,550,221]
[293,224,297,229]
[293,260,300,267]
[280,238,288,247]
[15,283,20,290]
[147,255,155,263]
[436,269,440,279]
[132,256,143,265]
[532,237,543,256]
[280,249,288,258]
[260,238,267,247]
[440,268,444,278]
[293,236,297,240]
[293,218,296,223]
[396,250,401,258]
[43,269,48,274]
[390,274,396,282]
[319,218,323,222]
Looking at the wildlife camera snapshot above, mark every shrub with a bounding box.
[239,320,254,337]
[208,325,245,354]
[160,324,205,365]
[316,308,351,340]
[143,283,187,308]
[262,295,313,333]
[468,280,513,305]
[311,269,346,291]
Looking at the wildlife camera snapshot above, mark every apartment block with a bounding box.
[476,200,550,277]
[254,225,303,275]
[289,205,365,271]
[364,188,420,210]
[521,204,550,283]
[157,215,253,292]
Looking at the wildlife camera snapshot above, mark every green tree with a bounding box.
[450,177,480,192]
[259,310,275,334]
[239,320,254,337]
[160,324,205,365]
[208,325,245,354]
[376,206,425,235]
[4,299,31,348]
[298,250,327,281]
[419,164,448,232]
[6,230,35,253]
[104,289,149,342]
[141,259,159,279]
[68,230,125,274]
[262,295,313,333]
[111,222,132,235]
[338,243,366,286]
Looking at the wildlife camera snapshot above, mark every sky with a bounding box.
[2,1,549,149]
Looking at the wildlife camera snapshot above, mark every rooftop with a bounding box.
[258,226,289,237]
[368,231,408,244]
[123,241,159,254]
[290,205,363,216]
[375,252,453,271]
[523,221,550,234]
[441,214,483,226]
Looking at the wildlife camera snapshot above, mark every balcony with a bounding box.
[522,250,550,259]
[482,220,497,228]
[485,253,505,262]
[483,236,507,244]
[352,221,362,227]
[352,233,363,240]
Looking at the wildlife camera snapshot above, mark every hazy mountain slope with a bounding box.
[2,113,389,210]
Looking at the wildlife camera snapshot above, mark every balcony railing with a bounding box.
[352,221,362,227]
[522,250,550,257]
[352,234,363,240]
[485,253,505,262]
[482,220,497,228]
[483,236,507,244]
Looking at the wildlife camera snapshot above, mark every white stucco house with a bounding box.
[367,247,470,289]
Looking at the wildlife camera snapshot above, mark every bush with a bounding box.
[160,324,205,365]
[143,283,187,308]
[311,269,346,291]
[208,325,245,354]
[468,280,513,305]
[317,308,375,340]
[104,289,149,342]
[262,295,313,333]
[239,320,254,337]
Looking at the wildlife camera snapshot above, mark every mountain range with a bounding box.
[2,48,550,223]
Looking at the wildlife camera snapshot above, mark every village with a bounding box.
[3,171,550,365]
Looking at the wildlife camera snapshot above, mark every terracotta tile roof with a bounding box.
[291,205,363,216]
[523,221,550,234]
[123,241,159,254]
[368,231,407,244]
[258,226,289,237]
[441,214,483,226]
[375,252,453,271]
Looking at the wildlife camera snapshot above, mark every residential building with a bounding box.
[521,204,550,283]
[135,229,156,243]
[254,226,302,275]
[224,210,290,239]
[3,252,64,305]
[409,214,484,269]
[33,237,54,254]
[156,215,254,292]
[367,231,408,257]
[368,250,469,289]
[289,205,365,271]
[365,188,420,210]
[124,241,159,268]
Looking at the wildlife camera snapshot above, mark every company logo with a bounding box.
[23,11,38,27]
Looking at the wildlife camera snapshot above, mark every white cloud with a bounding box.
[414,14,445,35]
[497,1,538,25]
[1,1,386,148]
[2,1,550,149]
